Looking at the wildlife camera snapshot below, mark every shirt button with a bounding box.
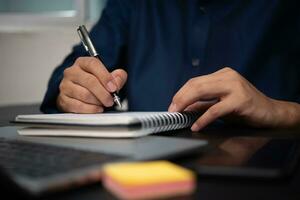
[199,6,206,14]
[192,58,200,67]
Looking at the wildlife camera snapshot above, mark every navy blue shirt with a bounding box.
[41,0,300,113]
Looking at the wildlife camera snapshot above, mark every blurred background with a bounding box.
[0,0,107,106]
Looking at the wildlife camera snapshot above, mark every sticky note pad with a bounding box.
[102,161,196,199]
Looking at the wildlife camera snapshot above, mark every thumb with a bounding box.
[111,69,128,91]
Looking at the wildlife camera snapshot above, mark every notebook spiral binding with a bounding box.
[139,112,199,133]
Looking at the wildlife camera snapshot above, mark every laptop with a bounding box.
[0,126,207,197]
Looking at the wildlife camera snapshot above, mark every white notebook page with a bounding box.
[16,112,169,126]
[16,112,198,138]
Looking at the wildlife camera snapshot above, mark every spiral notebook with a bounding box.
[14,112,199,138]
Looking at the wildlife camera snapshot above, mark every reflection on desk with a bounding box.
[191,137,300,178]
[199,137,269,166]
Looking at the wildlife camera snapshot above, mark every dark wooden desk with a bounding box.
[0,104,41,126]
[0,104,299,200]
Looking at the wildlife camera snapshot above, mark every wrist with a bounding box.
[271,99,300,128]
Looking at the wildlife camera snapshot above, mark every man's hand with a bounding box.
[169,67,300,131]
[57,57,127,113]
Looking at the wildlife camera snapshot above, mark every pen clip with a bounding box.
[77,25,98,57]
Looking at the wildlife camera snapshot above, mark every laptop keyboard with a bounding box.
[0,137,123,178]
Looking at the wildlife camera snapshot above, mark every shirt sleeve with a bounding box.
[40,0,131,113]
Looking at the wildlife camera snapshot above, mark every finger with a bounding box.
[184,100,218,112]
[58,94,104,113]
[60,80,102,106]
[75,57,118,92]
[187,67,233,84]
[168,69,234,113]
[169,80,229,112]
[111,69,128,91]
[69,68,114,107]
[191,100,233,132]
[168,67,239,112]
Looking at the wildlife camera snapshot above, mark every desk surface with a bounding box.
[0,104,299,200]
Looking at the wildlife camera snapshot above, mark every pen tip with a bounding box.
[117,101,122,108]
[113,94,122,109]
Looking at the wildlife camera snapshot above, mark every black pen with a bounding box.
[77,25,122,108]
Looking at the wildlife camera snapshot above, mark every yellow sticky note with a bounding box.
[102,160,195,186]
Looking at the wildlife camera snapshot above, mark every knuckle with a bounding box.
[64,65,78,77]
[58,81,64,92]
[73,101,84,113]
[56,95,64,109]
[196,82,204,92]
[79,90,91,101]
[75,57,84,65]
[86,75,98,87]
[69,88,77,99]
[87,57,100,67]
[116,69,128,79]
[223,67,233,72]
[63,67,70,76]
[227,68,240,79]
[187,78,197,87]
[120,69,128,78]
[59,96,71,112]
[173,95,184,105]
[231,78,245,91]
[186,77,202,94]
[60,81,73,96]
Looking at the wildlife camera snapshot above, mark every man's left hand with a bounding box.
[168,67,300,131]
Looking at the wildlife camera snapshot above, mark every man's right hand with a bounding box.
[57,57,127,113]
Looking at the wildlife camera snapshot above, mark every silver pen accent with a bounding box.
[77,25,122,108]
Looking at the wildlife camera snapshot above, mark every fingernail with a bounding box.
[191,123,200,132]
[97,107,103,113]
[107,99,114,107]
[184,107,192,111]
[107,81,117,92]
[168,103,177,112]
